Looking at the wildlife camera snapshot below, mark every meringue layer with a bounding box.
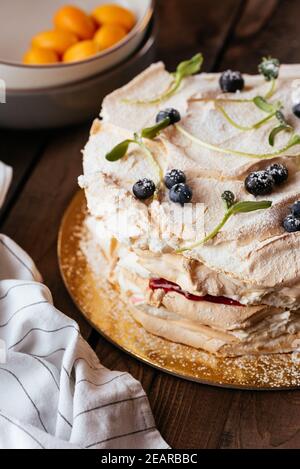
[80,61,300,356]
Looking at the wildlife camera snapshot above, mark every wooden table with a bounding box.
[1,0,300,449]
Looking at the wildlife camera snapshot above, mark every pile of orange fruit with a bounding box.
[23,4,136,65]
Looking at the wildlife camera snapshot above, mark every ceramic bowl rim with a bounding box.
[0,0,154,69]
[5,18,156,94]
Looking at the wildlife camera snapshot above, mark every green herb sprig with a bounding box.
[258,57,280,99]
[268,111,293,146]
[193,56,280,106]
[176,197,272,253]
[141,117,171,139]
[221,190,235,209]
[216,97,282,131]
[123,53,203,105]
[107,116,300,165]
[105,118,173,186]
[253,96,281,113]
[105,139,135,162]
[249,97,294,145]
[175,124,300,160]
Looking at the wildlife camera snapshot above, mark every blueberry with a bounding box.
[293,103,300,118]
[244,170,275,196]
[283,214,300,233]
[133,179,156,200]
[169,183,193,206]
[164,169,186,189]
[291,201,300,219]
[156,108,181,125]
[267,163,289,185]
[219,70,244,93]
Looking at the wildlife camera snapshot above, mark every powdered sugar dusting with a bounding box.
[222,70,242,81]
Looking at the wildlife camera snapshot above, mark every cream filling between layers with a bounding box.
[83,218,300,356]
[83,204,300,310]
[115,265,300,355]
[136,249,300,310]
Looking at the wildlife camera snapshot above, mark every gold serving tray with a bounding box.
[58,190,300,390]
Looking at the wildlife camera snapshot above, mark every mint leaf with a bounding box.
[123,53,203,105]
[105,133,163,186]
[253,96,281,113]
[141,117,171,139]
[269,124,293,146]
[267,111,293,146]
[105,139,134,162]
[230,200,272,215]
[176,53,203,79]
[288,134,300,147]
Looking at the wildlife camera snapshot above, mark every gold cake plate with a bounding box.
[58,190,300,390]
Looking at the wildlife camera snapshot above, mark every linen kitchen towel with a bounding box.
[0,162,168,449]
[0,161,12,209]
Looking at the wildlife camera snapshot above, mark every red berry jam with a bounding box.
[149,278,243,307]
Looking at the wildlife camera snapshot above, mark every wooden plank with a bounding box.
[219,391,300,448]
[0,129,48,223]
[234,0,279,38]
[156,0,244,71]
[219,0,296,73]
[148,375,234,449]
[0,124,92,338]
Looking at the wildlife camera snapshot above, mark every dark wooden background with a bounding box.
[1,0,300,449]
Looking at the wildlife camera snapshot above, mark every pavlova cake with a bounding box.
[79,54,300,357]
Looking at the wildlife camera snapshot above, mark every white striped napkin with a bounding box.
[0,162,168,449]
[0,161,12,209]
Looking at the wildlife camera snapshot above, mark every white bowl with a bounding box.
[0,18,157,129]
[0,0,154,90]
